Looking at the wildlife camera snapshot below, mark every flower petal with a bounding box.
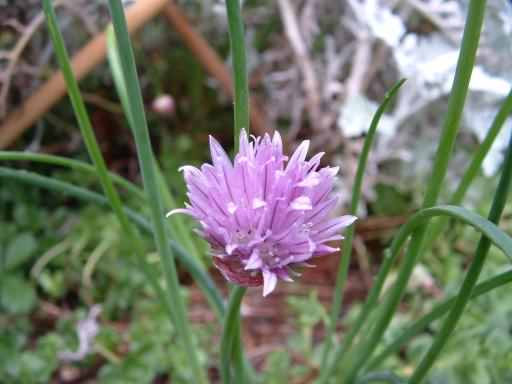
[262,270,278,296]
[290,196,313,211]
[227,202,238,215]
[287,140,310,170]
[166,208,192,217]
[245,249,262,270]
[252,198,267,209]
[209,135,232,168]
[297,172,321,187]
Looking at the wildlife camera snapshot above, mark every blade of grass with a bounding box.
[106,28,204,265]
[424,87,512,248]
[409,130,512,383]
[340,2,487,381]
[356,371,405,384]
[323,204,512,380]
[225,0,249,150]
[42,0,177,325]
[0,151,144,200]
[106,1,206,382]
[0,166,225,319]
[368,267,512,369]
[319,79,406,376]
[0,151,225,316]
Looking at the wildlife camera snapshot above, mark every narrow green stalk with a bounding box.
[368,268,512,369]
[318,250,395,383]
[42,0,177,325]
[0,151,144,200]
[225,0,250,150]
[0,166,226,320]
[341,2,486,381]
[356,371,405,384]
[409,132,512,383]
[319,80,406,374]
[0,152,225,317]
[107,28,204,264]
[220,286,247,384]
[222,2,254,381]
[424,88,512,247]
[155,166,205,264]
[322,204,512,380]
[107,1,206,382]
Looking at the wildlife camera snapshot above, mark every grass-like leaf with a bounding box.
[340,2,487,381]
[41,0,177,328]
[0,151,144,200]
[0,166,225,319]
[106,1,206,382]
[424,87,512,248]
[368,268,512,369]
[409,131,512,382]
[106,28,205,265]
[319,79,406,378]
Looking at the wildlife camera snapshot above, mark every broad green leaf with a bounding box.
[0,275,36,314]
[4,233,37,270]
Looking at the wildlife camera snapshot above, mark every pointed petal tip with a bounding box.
[225,243,237,255]
[262,270,278,297]
[342,215,358,226]
[166,208,189,217]
[244,250,262,270]
[252,198,267,209]
[290,196,313,211]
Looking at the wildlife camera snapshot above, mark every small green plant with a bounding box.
[1,0,511,383]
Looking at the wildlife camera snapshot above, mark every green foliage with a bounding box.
[262,350,291,384]
[0,275,36,314]
[288,291,328,358]
[4,233,37,271]
[1,1,511,383]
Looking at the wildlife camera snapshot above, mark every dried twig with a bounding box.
[163,1,270,138]
[277,0,322,132]
[0,6,55,118]
[0,0,271,149]
[344,37,372,101]
[0,0,169,149]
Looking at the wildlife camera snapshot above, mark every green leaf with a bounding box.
[38,270,66,299]
[0,275,36,314]
[262,351,291,384]
[319,79,406,380]
[106,1,207,382]
[339,1,488,381]
[4,232,37,270]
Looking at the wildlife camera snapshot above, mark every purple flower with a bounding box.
[167,130,356,296]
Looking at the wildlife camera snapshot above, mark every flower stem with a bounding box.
[225,0,250,151]
[220,286,247,384]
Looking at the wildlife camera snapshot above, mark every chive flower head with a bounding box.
[168,130,356,296]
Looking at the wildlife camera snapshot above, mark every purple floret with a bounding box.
[167,130,356,296]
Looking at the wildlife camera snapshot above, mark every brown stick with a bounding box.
[163,2,268,137]
[277,0,322,132]
[0,0,169,149]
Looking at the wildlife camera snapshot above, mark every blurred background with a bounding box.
[1,0,512,383]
